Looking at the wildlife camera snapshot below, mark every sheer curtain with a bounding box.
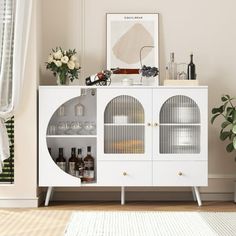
[0,0,32,172]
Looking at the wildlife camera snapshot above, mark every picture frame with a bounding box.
[106,13,159,72]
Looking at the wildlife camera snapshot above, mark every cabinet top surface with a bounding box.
[39,85,208,90]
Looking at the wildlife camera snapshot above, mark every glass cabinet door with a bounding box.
[159,95,201,154]
[97,89,152,160]
[104,95,145,154]
[153,88,207,161]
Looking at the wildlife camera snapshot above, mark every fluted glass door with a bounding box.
[159,95,201,154]
[104,95,145,154]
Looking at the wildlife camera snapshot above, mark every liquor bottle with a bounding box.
[83,146,95,182]
[68,147,78,176]
[56,148,66,172]
[168,52,177,80]
[75,148,84,178]
[187,53,196,80]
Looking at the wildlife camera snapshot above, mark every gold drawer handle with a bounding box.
[178,172,183,176]
[123,172,128,176]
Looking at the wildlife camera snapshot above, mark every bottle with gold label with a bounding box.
[75,148,84,178]
[68,147,78,176]
[83,146,95,182]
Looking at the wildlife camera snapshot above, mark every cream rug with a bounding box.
[65,211,236,236]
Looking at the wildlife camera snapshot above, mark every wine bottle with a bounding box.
[75,148,84,178]
[68,147,78,176]
[168,52,177,80]
[83,146,95,182]
[187,54,196,80]
[56,148,66,172]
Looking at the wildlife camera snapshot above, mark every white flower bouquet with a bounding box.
[46,47,81,84]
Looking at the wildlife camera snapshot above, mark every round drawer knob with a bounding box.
[154,123,159,127]
[178,172,183,176]
[147,123,152,126]
[123,172,127,176]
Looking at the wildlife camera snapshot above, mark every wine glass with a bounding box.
[84,122,96,135]
[57,121,70,135]
[70,121,84,135]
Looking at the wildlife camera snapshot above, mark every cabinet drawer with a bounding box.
[97,161,152,186]
[153,161,207,186]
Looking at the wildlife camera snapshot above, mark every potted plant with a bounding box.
[211,94,236,202]
[46,47,81,85]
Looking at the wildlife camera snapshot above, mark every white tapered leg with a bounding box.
[121,186,125,205]
[192,187,197,201]
[45,187,53,206]
[193,186,202,206]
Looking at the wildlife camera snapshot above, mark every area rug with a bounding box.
[65,211,236,236]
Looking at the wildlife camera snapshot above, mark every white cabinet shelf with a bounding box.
[46,135,97,138]
[104,124,144,126]
[39,86,208,206]
[159,123,200,126]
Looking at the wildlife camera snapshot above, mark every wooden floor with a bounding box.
[0,201,236,236]
[45,201,236,211]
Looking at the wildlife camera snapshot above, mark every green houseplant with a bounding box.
[211,94,236,156]
[211,94,236,202]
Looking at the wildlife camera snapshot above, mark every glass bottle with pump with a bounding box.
[168,52,177,80]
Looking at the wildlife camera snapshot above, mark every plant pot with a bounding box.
[56,74,69,85]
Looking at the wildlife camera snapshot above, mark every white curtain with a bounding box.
[0,0,32,172]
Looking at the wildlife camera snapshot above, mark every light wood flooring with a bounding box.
[0,201,236,236]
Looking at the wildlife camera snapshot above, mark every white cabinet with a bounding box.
[39,86,208,206]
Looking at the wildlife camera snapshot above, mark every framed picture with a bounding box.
[106,13,159,72]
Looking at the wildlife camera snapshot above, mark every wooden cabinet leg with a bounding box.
[121,186,125,205]
[45,187,53,206]
[193,186,202,206]
[191,187,197,201]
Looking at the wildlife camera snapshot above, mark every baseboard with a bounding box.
[50,191,235,202]
[0,197,39,208]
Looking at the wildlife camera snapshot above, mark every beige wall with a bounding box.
[34,0,236,201]
[0,0,38,207]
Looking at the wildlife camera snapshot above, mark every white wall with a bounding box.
[0,0,38,207]
[39,0,236,199]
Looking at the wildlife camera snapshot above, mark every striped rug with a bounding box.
[0,209,71,236]
[65,211,236,236]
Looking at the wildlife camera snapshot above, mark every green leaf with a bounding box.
[232,125,236,134]
[226,143,234,152]
[220,131,231,141]
[221,94,230,101]
[233,137,236,149]
[221,121,231,129]
[232,110,236,121]
[211,114,220,124]
[221,96,228,102]
[226,110,233,120]
[212,108,221,114]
